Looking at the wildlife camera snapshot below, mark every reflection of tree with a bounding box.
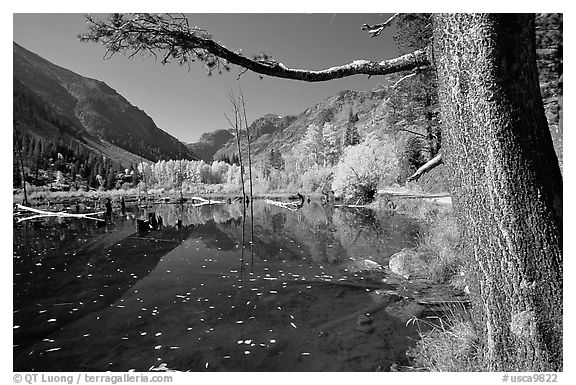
[302,202,329,227]
[333,209,418,262]
[130,201,421,266]
[270,212,286,233]
[149,203,245,227]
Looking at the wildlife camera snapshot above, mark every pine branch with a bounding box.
[80,13,430,82]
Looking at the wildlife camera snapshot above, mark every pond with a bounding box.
[13,200,424,371]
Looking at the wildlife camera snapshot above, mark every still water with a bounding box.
[14,201,423,371]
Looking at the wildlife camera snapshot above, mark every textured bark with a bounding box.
[433,14,562,371]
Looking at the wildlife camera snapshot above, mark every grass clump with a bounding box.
[418,211,465,284]
[407,304,482,371]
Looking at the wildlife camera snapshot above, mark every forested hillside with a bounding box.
[13,42,199,190]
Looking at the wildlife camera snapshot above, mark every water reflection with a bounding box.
[14,201,422,371]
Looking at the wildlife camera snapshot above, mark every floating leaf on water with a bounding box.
[45,347,61,352]
[154,345,161,350]
[270,339,276,343]
[83,334,90,337]
[243,340,252,344]
[244,351,250,355]
[302,352,310,356]
[47,319,57,322]
[236,321,244,324]
[155,333,162,337]
[290,322,297,329]
[13,325,20,329]
[224,355,230,359]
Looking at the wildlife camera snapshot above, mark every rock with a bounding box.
[356,314,375,333]
[356,324,375,334]
[369,289,403,304]
[344,258,383,273]
[388,248,431,279]
[385,298,426,323]
[334,289,345,298]
[357,314,373,326]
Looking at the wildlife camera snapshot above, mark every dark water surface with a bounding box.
[14,201,423,371]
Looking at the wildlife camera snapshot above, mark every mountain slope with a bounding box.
[186,129,234,162]
[13,42,197,164]
[213,89,389,163]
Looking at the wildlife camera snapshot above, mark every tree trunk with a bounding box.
[433,14,562,371]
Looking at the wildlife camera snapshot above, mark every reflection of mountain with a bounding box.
[13,202,423,371]
[13,220,194,367]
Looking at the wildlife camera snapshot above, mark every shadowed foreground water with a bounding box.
[14,201,423,371]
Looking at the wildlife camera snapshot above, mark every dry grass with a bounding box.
[372,194,481,371]
[418,212,465,284]
[407,304,483,371]
[374,195,466,286]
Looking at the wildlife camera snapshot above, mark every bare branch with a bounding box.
[396,127,427,137]
[236,67,249,80]
[361,13,399,38]
[80,13,430,82]
[392,72,418,89]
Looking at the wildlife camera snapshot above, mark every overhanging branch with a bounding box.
[80,13,431,82]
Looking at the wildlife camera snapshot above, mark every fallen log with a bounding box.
[265,199,298,211]
[189,201,225,208]
[16,204,105,223]
[190,196,225,205]
[334,204,369,208]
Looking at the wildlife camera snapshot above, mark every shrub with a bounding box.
[331,134,399,203]
[302,167,334,193]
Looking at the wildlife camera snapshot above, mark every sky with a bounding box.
[13,13,400,143]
